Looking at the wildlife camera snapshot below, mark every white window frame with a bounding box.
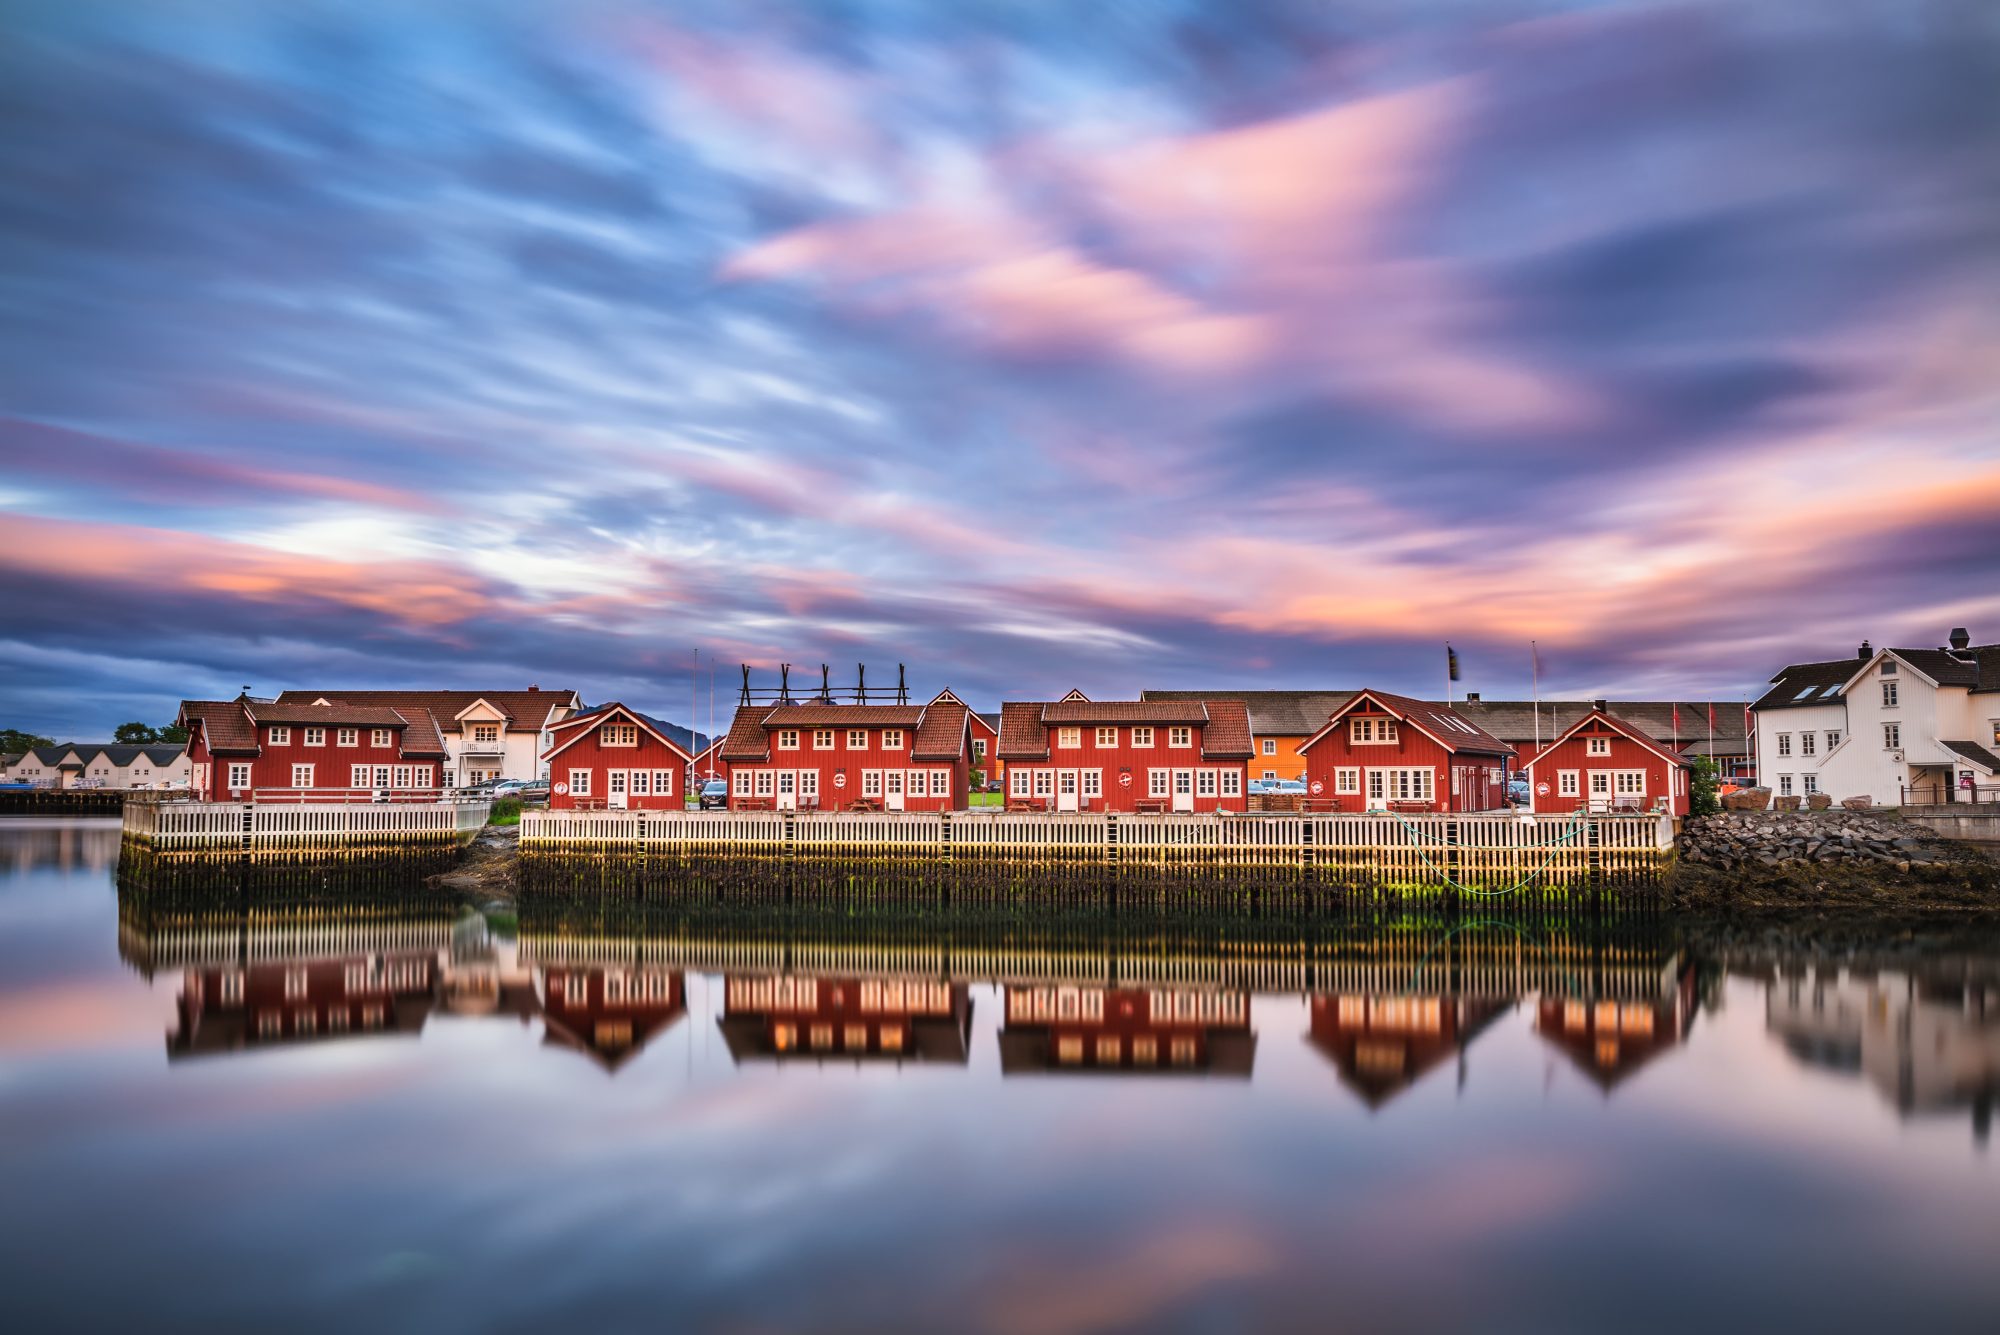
[1351,717,1398,745]
[1196,769,1218,797]
[1776,733,1791,757]
[569,768,592,797]
[1375,768,1433,803]
[754,770,774,798]
[1168,726,1193,749]
[303,727,325,747]
[847,729,868,750]
[1335,768,1360,795]
[1882,681,1898,708]
[1009,769,1029,798]
[814,729,835,750]
[227,762,252,790]
[1082,769,1103,798]
[1883,723,1900,749]
[1586,736,1610,757]
[930,770,950,797]
[881,730,904,750]
[865,770,884,798]
[1132,727,1154,747]
[371,728,393,747]
[1057,727,1082,749]
[1802,773,1819,794]
[601,723,638,747]
[351,764,371,787]
[337,728,358,747]
[1148,769,1169,797]
[1095,726,1118,747]
[290,763,313,788]
[1220,770,1240,798]
[268,725,290,746]
[1613,770,1646,797]
[607,769,629,796]
[1033,769,1054,798]
[1800,732,1816,757]
[393,765,412,789]
[1826,730,1841,750]
[1262,739,1277,756]
[777,729,800,751]
[1778,774,1794,796]
[1558,770,1580,797]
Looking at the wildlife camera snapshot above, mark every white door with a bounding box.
[1056,769,1080,812]
[885,771,905,812]
[607,770,628,810]
[776,770,797,811]
[1172,769,1195,812]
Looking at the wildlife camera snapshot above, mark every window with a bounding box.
[1881,681,1898,708]
[1883,723,1900,749]
[337,728,358,747]
[801,771,820,801]
[268,725,290,746]
[930,770,950,797]
[777,729,800,750]
[1033,769,1053,798]
[813,729,835,749]
[1802,774,1819,794]
[1262,739,1277,755]
[1880,659,1896,675]
[1776,733,1791,757]
[569,769,592,796]
[1149,769,1169,797]
[1590,772,1612,796]
[754,770,774,797]
[1262,769,1277,781]
[1614,771,1646,797]
[1058,727,1082,749]
[373,766,391,789]
[351,764,371,787]
[1196,769,1218,797]
[599,723,637,747]
[1586,736,1610,757]
[654,770,675,796]
[1083,770,1103,797]
[1132,727,1154,747]
[371,728,393,747]
[1010,769,1029,797]
[882,730,904,749]
[1800,732,1816,757]
[1336,768,1360,794]
[1559,770,1580,797]
[472,723,499,743]
[608,770,628,796]
[864,770,883,797]
[227,762,252,790]
[1778,774,1794,796]
[290,764,313,788]
[1351,717,1398,744]
[1220,770,1240,797]
[1367,771,1385,801]
[1096,726,1118,747]
[1169,726,1192,748]
[413,765,432,788]
[972,738,986,759]
[1379,768,1433,802]
[220,970,244,1005]
[392,765,412,789]
[303,727,325,747]
[847,729,867,749]
[1826,730,1841,750]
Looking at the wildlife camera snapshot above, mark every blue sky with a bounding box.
[3,0,1998,737]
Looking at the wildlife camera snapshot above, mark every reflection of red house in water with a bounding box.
[1306,993,1512,1108]
[169,951,437,1058]
[539,966,687,1072]
[998,985,1256,1076]
[1535,957,1701,1091]
[718,974,972,1064]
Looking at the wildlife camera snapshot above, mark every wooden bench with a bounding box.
[1005,798,1048,813]
[845,798,883,813]
[1133,797,1169,814]
[735,797,773,812]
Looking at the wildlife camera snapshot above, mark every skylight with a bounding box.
[1793,686,1820,700]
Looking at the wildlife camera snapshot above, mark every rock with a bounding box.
[1723,788,1771,811]
[1807,793,1832,810]
[1773,796,1802,812]
[1841,796,1872,810]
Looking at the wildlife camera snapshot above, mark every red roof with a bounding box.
[178,699,258,754]
[719,705,777,763]
[247,702,412,728]
[1041,700,1209,724]
[272,689,578,730]
[911,699,969,761]
[1521,709,1692,771]
[996,698,1254,760]
[757,704,926,729]
[1299,689,1514,758]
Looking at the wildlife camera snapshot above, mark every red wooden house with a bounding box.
[998,984,1255,1076]
[1295,689,1514,813]
[932,690,1001,789]
[718,973,972,1065]
[1522,707,1692,816]
[718,690,971,811]
[540,965,686,1073]
[540,703,695,810]
[1306,991,1511,1108]
[177,697,448,801]
[994,691,1254,812]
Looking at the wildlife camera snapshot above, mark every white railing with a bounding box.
[520,808,1673,880]
[124,800,490,851]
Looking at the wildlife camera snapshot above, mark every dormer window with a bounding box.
[1586,736,1610,756]
[601,723,638,747]
[472,724,499,743]
[1351,717,1398,745]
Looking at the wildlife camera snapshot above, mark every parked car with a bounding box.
[513,782,550,804]
[1249,779,1308,796]
[698,779,729,810]
[1506,778,1530,806]
[489,779,530,797]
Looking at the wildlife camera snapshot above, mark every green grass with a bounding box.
[487,796,522,826]
[968,791,1003,807]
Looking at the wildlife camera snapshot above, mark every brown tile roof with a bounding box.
[272,689,579,729]
[1139,689,1357,736]
[247,702,413,728]
[912,699,969,761]
[997,702,1049,761]
[1041,699,1209,725]
[1198,699,1254,758]
[755,704,926,729]
[1454,699,1750,751]
[1309,689,1513,757]
[178,699,259,754]
[392,708,449,758]
[719,705,777,763]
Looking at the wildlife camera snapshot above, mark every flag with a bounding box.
[1672,703,1681,732]
[1708,702,1716,731]
[1447,644,1460,683]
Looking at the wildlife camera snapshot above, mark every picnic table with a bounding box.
[845,797,884,813]
[735,797,773,812]
[1133,797,1169,814]
[1005,798,1048,813]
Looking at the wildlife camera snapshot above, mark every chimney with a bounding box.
[528,684,540,691]
[1593,698,1608,713]
[1949,627,1970,652]
[1464,692,1480,703]
[1857,639,1871,660]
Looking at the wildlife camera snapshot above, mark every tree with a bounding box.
[0,728,54,753]
[114,722,160,744]
[158,723,188,744]
[1689,756,1721,817]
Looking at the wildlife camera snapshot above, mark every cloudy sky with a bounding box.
[3,0,1997,737]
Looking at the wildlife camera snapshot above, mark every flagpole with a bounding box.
[1531,641,1540,755]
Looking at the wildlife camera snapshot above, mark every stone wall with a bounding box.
[1679,811,1969,873]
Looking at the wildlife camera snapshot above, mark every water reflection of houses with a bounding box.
[541,965,687,1072]
[1534,950,1701,1092]
[999,985,1255,1077]
[1306,993,1511,1107]
[719,974,972,1066]
[1765,964,1999,1144]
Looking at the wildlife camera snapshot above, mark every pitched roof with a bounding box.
[247,701,412,728]
[1941,739,2000,773]
[1042,699,1209,724]
[754,704,926,729]
[1197,699,1254,758]
[1972,644,2000,694]
[997,702,1049,761]
[543,702,703,762]
[1300,689,1513,758]
[82,744,189,767]
[719,705,777,763]
[1139,689,1357,736]
[272,689,579,729]
[1753,657,1858,711]
[911,698,969,762]
[995,698,1254,760]
[1882,647,1981,687]
[178,700,259,753]
[1522,710,1693,771]
[1455,699,1750,751]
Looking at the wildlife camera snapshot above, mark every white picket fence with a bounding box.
[124,800,490,852]
[520,808,1673,881]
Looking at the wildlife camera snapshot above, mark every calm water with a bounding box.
[3,821,1997,1335]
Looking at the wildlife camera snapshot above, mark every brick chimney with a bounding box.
[1593,698,1608,712]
